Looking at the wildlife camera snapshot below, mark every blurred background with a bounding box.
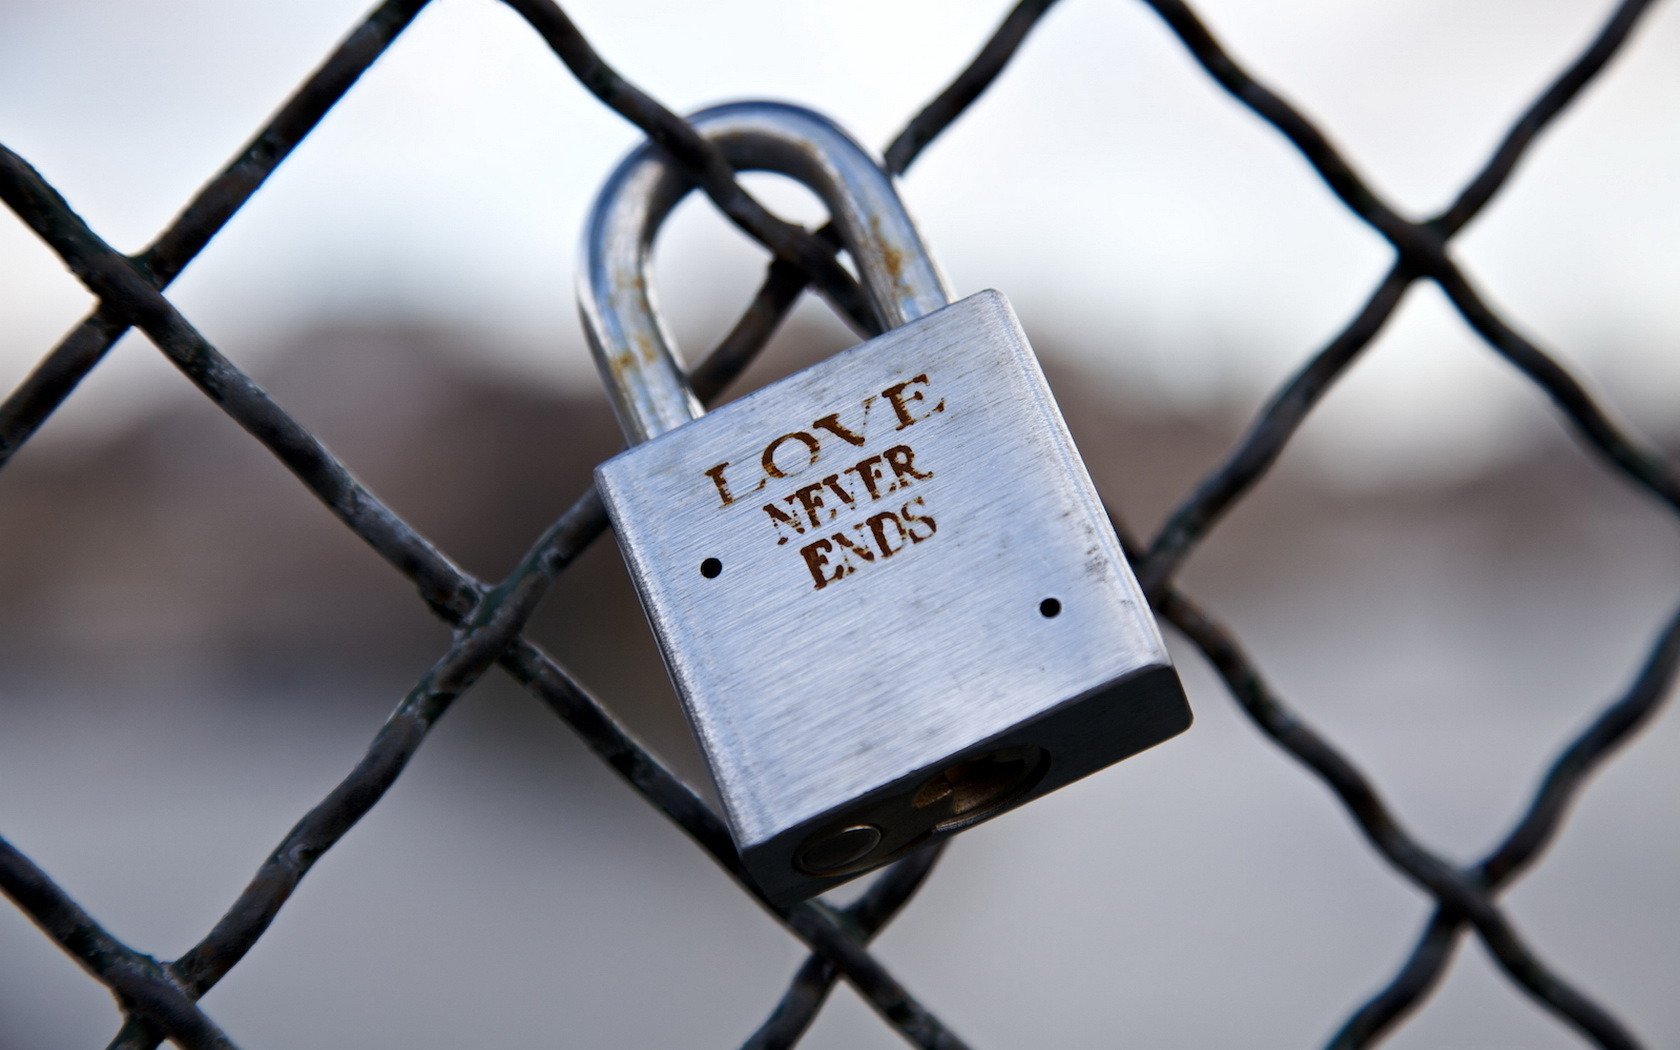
[1,0,1677,1046]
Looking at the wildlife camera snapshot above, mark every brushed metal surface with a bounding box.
[597,291,1190,903]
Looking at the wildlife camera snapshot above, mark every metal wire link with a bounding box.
[0,0,1674,1047]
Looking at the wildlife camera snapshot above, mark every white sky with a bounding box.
[1,0,1676,479]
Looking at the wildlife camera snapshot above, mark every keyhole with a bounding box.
[1039,597,1061,618]
[700,557,723,579]
[911,745,1049,833]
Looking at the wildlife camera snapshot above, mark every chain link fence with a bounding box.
[1,0,1677,1047]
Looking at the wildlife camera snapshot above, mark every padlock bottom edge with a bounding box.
[747,662,1192,907]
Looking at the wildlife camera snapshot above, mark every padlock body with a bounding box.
[596,290,1190,904]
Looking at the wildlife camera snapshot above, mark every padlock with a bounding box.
[580,101,1191,905]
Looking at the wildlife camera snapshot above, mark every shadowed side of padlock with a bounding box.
[579,101,1192,905]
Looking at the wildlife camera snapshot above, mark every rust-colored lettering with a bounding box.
[704,461,739,507]
[800,538,844,590]
[762,431,821,479]
[833,531,876,567]
[791,481,829,529]
[882,374,945,430]
[901,496,937,543]
[884,444,933,487]
[762,502,806,545]
[843,454,887,501]
[866,510,909,558]
[811,411,867,448]
[823,472,857,510]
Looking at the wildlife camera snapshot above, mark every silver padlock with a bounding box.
[580,101,1191,905]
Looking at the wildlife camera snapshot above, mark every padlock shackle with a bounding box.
[579,101,952,444]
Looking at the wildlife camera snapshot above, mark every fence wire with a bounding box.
[0,0,1676,1047]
